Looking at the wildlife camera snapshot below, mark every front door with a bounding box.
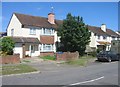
[31,45,35,56]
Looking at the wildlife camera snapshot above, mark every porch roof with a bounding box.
[97,41,111,45]
[11,37,40,44]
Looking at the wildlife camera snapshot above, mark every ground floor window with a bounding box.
[43,44,53,51]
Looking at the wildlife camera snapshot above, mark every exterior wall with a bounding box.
[7,14,22,36]
[0,54,20,64]
[13,43,23,58]
[89,32,97,48]
[56,51,79,61]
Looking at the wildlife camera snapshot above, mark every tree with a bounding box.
[57,13,91,56]
[1,37,15,55]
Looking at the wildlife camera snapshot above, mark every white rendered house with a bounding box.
[7,13,62,58]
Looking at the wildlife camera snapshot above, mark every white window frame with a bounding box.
[30,28,36,35]
[43,44,53,51]
[42,28,54,35]
[11,29,14,36]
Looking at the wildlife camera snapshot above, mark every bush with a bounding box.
[0,37,15,55]
[88,51,97,57]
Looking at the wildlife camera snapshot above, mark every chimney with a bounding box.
[48,13,55,24]
[101,24,106,32]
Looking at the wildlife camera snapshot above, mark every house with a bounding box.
[7,12,119,58]
[7,12,62,58]
[87,24,120,51]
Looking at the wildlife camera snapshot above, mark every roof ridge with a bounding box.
[14,12,48,19]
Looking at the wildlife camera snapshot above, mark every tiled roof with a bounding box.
[14,13,63,29]
[11,37,40,44]
[14,13,119,37]
[40,36,54,44]
[97,41,111,45]
[88,25,119,37]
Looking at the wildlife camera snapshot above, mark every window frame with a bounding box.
[30,28,36,35]
[11,29,14,36]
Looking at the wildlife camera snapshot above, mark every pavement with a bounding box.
[1,57,119,86]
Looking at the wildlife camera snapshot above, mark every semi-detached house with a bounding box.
[7,12,62,58]
[7,12,119,58]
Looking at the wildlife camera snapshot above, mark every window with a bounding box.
[97,35,100,39]
[11,29,14,36]
[43,28,54,35]
[30,28,36,35]
[103,36,107,40]
[94,33,97,36]
[112,36,115,40]
[43,44,53,51]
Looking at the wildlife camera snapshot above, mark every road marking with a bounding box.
[69,76,104,86]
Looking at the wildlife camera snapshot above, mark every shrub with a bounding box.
[0,37,15,55]
[88,51,97,57]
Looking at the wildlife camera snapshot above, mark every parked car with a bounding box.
[97,51,120,62]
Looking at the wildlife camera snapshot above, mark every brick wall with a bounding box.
[0,54,20,64]
[40,52,55,57]
[56,51,79,61]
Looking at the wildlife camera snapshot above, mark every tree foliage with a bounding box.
[57,13,91,55]
[1,37,15,55]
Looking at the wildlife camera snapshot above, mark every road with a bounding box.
[1,61,119,86]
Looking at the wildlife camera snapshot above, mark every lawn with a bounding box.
[1,64,37,75]
[66,55,96,66]
[40,55,56,60]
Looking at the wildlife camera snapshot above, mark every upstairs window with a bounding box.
[43,28,54,35]
[112,36,116,40]
[97,35,100,39]
[103,36,107,40]
[11,29,14,36]
[30,28,36,35]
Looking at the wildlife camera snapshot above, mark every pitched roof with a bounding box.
[40,36,54,44]
[88,25,119,37]
[11,37,40,44]
[88,25,108,36]
[14,13,118,37]
[14,13,63,29]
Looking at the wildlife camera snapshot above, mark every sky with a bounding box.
[2,2,118,32]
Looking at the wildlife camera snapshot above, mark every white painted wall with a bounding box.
[7,14,22,36]
[89,32,97,48]
[13,43,23,58]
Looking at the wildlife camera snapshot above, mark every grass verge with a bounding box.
[40,55,56,60]
[1,64,37,75]
[66,55,96,66]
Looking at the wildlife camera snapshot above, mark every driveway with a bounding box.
[2,58,119,86]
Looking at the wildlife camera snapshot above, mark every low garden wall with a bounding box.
[0,54,20,64]
[56,51,79,61]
